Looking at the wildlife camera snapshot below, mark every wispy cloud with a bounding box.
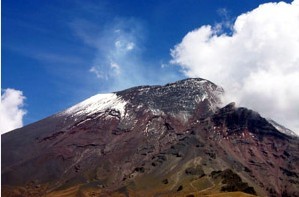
[5,44,87,66]
[214,8,234,35]
[71,16,180,92]
[89,66,105,79]
[0,89,27,134]
[71,18,142,90]
[171,0,299,134]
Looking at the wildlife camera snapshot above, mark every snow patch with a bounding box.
[268,119,298,137]
[149,108,164,116]
[63,93,127,118]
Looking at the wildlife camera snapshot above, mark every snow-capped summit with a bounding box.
[60,78,224,123]
[63,93,128,118]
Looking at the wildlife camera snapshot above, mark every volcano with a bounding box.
[2,78,299,197]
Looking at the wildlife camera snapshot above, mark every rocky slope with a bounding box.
[2,78,299,197]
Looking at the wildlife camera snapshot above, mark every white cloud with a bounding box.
[114,40,135,51]
[0,89,27,134]
[89,66,106,79]
[110,62,121,76]
[171,0,299,134]
[71,12,182,93]
[72,18,149,91]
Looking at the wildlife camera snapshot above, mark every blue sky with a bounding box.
[2,0,298,133]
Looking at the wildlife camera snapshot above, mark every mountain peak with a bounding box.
[59,78,224,122]
[118,77,223,115]
[2,78,299,197]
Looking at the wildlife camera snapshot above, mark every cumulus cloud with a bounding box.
[0,89,27,134]
[171,0,299,134]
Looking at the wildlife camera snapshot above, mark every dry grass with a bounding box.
[204,192,258,197]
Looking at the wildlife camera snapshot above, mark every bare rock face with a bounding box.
[2,78,299,197]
